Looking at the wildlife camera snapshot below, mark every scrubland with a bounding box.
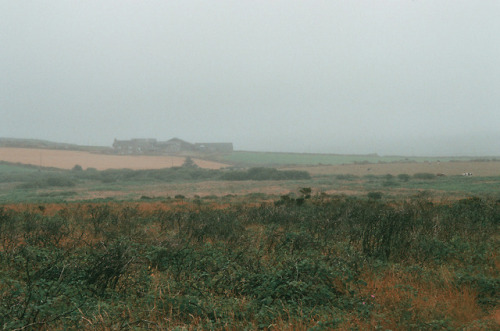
[0,156,498,329]
[0,195,499,330]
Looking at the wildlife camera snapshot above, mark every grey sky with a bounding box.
[1,1,499,156]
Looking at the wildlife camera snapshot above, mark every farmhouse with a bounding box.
[194,142,233,153]
[157,138,196,153]
[113,138,233,154]
[112,138,158,154]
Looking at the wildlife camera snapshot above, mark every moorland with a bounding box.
[0,146,498,329]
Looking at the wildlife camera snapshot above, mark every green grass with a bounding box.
[0,197,497,329]
[308,174,500,200]
[398,176,500,195]
[218,151,481,167]
[1,159,499,203]
[0,162,40,173]
[2,174,500,204]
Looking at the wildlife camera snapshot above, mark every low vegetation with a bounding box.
[0,162,310,189]
[0,196,498,329]
[215,151,489,167]
[1,161,500,203]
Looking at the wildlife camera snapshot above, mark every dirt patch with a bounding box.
[284,161,500,177]
[0,147,229,170]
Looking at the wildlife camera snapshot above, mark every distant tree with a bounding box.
[182,156,198,168]
[72,164,83,171]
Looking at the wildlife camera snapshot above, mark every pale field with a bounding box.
[69,182,271,200]
[59,181,315,201]
[284,161,500,177]
[0,148,229,170]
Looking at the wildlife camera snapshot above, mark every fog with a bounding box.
[1,1,499,156]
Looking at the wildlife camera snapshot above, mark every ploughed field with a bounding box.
[0,148,229,170]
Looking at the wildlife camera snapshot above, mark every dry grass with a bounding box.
[345,266,498,330]
[284,160,500,176]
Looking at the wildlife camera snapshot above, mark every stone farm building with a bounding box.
[112,138,233,154]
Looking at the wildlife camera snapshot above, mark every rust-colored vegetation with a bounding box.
[0,196,498,330]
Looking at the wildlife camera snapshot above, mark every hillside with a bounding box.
[0,137,110,152]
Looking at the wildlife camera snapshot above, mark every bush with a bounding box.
[413,173,436,180]
[398,174,411,182]
[17,175,76,189]
[220,167,311,181]
[367,192,383,200]
[182,156,198,168]
[336,174,358,181]
[46,176,76,187]
[0,197,497,329]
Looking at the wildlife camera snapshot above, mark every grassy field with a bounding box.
[216,151,490,167]
[285,160,500,177]
[1,161,500,203]
[0,159,499,330]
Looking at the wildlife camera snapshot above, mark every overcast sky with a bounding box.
[1,1,499,156]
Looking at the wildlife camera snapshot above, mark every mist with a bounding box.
[1,1,499,156]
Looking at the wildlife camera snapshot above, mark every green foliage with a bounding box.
[367,191,383,200]
[182,156,197,168]
[414,172,436,180]
[220,167,310,181]
[218,151,479,167]
[336,174,358,181]
[0,197,497,329]
[69,166,311,183]
[85,239,136,296]
[17,175,76,189]
[398,173,411,182]
[382,178,399,187]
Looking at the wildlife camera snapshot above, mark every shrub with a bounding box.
[336,174,358,181]
[398,174,410,182]
[0,197,497,329]
[182,156,198,168]
[220,167,311,181]
[382,180,399,187]
[46,176,76,187]
[17,175,76,189]
[367,192,383,200]
[413,172,436,180]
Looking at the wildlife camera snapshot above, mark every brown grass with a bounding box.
[0,147,229,170]
[344,266,497,330]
